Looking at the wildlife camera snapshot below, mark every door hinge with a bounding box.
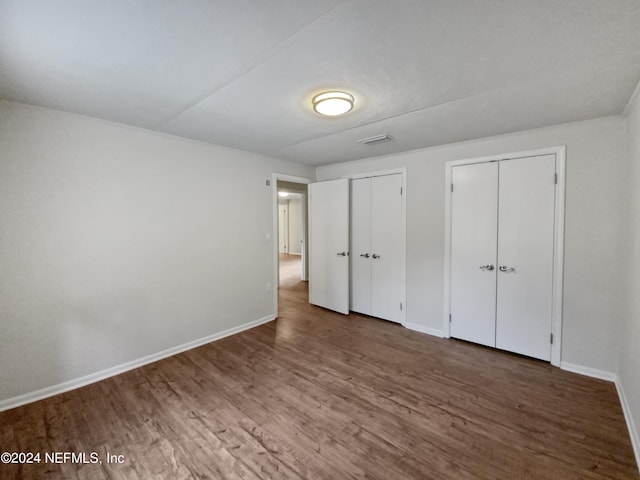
[554,173,558,185]
[450,183,454,192]
[449,313,452,323]
[400,302,403,311]
[550,333,554,344]
[400,187,403,195]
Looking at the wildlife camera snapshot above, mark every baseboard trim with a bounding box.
[615,377,640,474]
[0,314,276,412]
[404,322,444,338]
[561,362,638,472]
[560,362,617,382]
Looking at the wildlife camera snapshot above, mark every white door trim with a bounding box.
[272,173,311,318]
[340,168,407,325]
[443,146,566,366]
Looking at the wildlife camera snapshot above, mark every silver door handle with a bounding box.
[480,264,495,271]
[499,265,514,272]
[337,251,348,257]
[372,254,380,259]
[360,253,370,258]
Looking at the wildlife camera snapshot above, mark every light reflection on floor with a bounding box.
[276,253,303,342]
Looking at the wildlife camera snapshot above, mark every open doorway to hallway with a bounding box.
[276,180,308,289]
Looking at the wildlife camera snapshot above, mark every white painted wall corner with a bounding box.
[559,362,617,382]
[561,362,639,473]
[616,377,640,474]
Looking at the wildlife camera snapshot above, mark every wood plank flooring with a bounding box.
[1,255,638,479]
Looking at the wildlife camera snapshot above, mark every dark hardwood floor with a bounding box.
[1,256,638,479]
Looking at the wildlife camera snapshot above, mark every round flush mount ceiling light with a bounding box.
[312,91,354,117]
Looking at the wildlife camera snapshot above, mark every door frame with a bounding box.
[272,173,311,318]
[341,168,407,325]
[443,146,566,366]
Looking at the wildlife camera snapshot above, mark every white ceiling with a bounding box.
[2,1,640,166]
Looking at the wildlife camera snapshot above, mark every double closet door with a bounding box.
[308,174,404,323]
[450,154,557,361]
[351,174,403,323]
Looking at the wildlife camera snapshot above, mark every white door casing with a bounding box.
[496,155,556,361]
[309,178,350,315]
[450,162,499,347]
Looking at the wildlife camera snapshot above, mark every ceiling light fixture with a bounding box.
[312,91,354,117]
[278,191,289,197]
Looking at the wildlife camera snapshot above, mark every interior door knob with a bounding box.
[372,254,380,259]
[499,265,514,272]
[480,264,495,271]
[360,253,370,258]
[337,251,348,257]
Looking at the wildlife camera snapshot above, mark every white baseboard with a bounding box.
[0,314,276,412]
[404,322,444,338]
[560,362,617,382]
[615,377,640,474]
[561,362,638,472]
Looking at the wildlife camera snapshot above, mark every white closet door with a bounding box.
[308,179,350,314]
[450,163,498,347]
[350,178,372,315]
[496,155,556,360]
[371,174,403,323]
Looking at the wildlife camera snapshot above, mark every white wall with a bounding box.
[288,198,303,255]
[620,89,640,465]
[0,101,313,404]
[317,116,628,374]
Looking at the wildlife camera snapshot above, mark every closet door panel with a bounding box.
[350,178,372,315]
[308,179,350,314]
[496,155,556,361]
[450,163,498,347]
[371,174,403,323]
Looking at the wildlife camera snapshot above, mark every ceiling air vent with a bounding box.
[357,133,393,145]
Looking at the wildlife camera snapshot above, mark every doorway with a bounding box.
[272,174,310,317]
[277,181,307,286]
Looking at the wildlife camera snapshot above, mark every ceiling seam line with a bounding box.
[153,1,354,129]
[272,52,640,151]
